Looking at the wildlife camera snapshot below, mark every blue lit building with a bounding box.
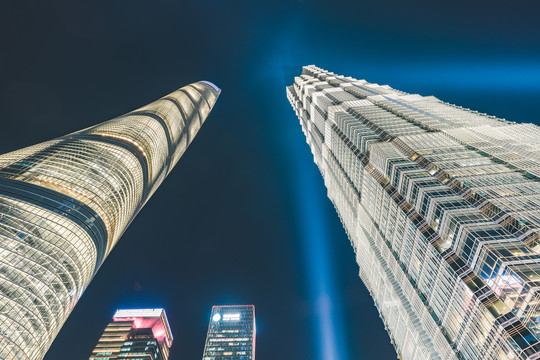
[202,305,256,359]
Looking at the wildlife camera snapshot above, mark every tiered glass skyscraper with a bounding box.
[0,81,220,360]
[202,305,256,359]
[287,65,540,360]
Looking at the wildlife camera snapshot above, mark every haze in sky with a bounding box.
[0,1,539,359]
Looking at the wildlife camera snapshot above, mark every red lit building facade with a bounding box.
[89,309,173,360]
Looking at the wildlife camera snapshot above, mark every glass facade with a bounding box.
[287,65,540,359]
[89,308,173,360]
[202,305,256,360]
[0,81,220,360]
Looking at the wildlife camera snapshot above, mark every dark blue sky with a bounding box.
[1,1,539,359]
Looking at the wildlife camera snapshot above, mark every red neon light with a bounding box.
[113,316,171,348]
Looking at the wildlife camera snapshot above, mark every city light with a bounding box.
[223,313,241,321]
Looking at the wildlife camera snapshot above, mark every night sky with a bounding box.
[1,1,540,359]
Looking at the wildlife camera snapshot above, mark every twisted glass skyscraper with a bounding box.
[287,66,540,360]
[0,81,220,360]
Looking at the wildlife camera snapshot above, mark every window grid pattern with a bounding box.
[287,65,540,360]
[202,305,256,360]
[90,309,172,360]
[0,82,220,360]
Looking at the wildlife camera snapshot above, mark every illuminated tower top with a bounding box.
[90,308,173,360]
[202,305,256,360]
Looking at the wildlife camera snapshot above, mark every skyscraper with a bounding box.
[202,305,256,359]
[89,308,173,360]
[0,81,220,360]
[287,65,540,360]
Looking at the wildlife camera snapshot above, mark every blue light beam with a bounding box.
[289,132,350,360]
[255,30,351,358]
